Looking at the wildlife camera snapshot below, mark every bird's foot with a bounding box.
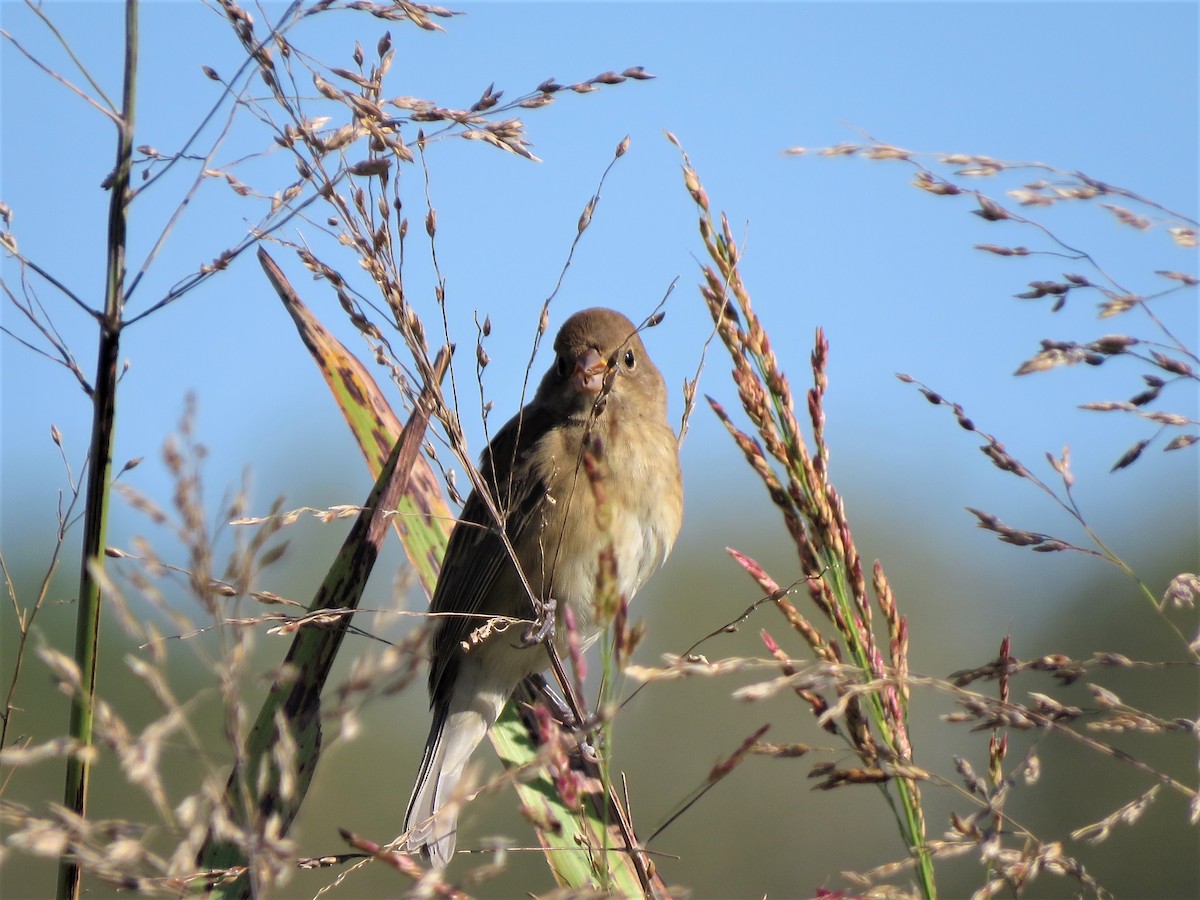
[523,673,592,729]
[521,673,603,764]
[519,598,556,648]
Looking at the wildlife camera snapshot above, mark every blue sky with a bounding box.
[2,2,1198,895]
[4,1,1195,562]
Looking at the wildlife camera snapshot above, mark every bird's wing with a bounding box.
[426,403,559,706]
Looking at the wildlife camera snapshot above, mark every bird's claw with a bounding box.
[521,674,602,761]
[577,736,600,765]
[520,598,556,648]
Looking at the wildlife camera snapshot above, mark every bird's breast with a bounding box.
[527,411,682,632]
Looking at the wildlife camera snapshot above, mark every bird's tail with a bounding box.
[402,690,504,868]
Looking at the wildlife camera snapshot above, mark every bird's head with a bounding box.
[536,307,667,421]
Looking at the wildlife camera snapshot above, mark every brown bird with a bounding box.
[402,307,683,867]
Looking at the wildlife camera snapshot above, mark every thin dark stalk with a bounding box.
[122,190,325,328]
[20,0,118,112]
[0,25,120,124]
[8,253,98,318]
[56,2,137,897]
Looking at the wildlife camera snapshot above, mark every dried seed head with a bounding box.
[973,195,1010,221]
[865,144,910,161]
[1098,293,1141,318]
[347,158,391,177]
[975,243,1030,256]
[1162,573,1200,608]
[682,166,708,210]
[912,171,960,195]
[1090,334,1138,354]
[1110,439,1150,472]
[577,198,594,234]
[1150,350,1194,377]
[1015,279,1071,300]
[312,73,341,101]
[1169,226,1197,247]
[1102,203,1151,231]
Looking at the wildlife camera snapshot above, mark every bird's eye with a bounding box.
[556,354,571,377]
[623,348,636,369]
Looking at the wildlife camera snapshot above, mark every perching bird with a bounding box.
[402,307,683,868]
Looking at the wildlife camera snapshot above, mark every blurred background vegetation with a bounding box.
[3,467,1196,896]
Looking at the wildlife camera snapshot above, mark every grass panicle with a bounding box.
[669,132,935,899]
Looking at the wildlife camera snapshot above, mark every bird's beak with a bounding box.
[571,347,607,395]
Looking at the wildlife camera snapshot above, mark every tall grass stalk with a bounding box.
[56,2,138,897]
[670,133,936,899]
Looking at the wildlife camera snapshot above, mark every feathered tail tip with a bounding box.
[401,809,458,870]
[402,708,460,868]
[403,699,494,869]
